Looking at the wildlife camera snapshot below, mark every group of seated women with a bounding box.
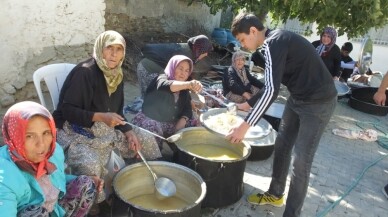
[0,29,264,216]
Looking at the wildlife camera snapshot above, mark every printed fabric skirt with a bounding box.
[57,121,162,202]
[131,112,197,149]
[18,175,95,217]
[225,85,260,103]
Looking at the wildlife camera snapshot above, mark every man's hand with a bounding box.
[226,121,250,143]
[236,102,251,112]
[374,91,386,106]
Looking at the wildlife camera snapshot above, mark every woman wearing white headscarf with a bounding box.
[53,31,161,212]
[312,27,341,80]
[223,51,264,103]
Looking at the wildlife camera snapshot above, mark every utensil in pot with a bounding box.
[125,122,182,143]
[137,150,177,199]
[201,90,236,114]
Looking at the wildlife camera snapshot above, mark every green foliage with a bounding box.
[187,0,388,38]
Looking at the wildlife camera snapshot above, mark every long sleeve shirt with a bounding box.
[223,66,264,96]
[53,58,131,133]
[142,74,193,122]
[312,40,342,77]
[245,29,337,126]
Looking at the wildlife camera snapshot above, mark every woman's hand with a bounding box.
[175,117,187,132]
[93,112,125,128]
[90,175,104,193]
[189,80,203,93]
[125,130,141,152]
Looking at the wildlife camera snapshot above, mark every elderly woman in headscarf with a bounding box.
[136,35,213,97]
[132,55,203,150]
[223,51,264,103]
[52,31,161,211]
[0,101,104,217]
[311,27,341,80]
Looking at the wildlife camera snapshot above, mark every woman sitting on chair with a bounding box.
[223,51,264,103]
[52,31,161,213]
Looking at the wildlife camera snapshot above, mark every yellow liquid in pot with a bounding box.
[128,194,189,211]
[184,144,240,160]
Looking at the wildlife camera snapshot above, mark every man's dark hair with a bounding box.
[341,42,353,52]
[231,13,265,37]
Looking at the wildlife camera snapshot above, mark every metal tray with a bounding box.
[200,108,272,139]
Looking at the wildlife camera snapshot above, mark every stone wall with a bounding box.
[105,0,220,37]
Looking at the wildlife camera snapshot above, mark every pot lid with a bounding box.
[358,37,373,75]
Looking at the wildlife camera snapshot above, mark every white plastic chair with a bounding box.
[33,63,76,110]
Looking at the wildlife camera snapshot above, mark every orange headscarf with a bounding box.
[2,101,57,178]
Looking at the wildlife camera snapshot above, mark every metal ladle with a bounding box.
[201,90,237,114]
[125,122,182,143]
[137,150,177,199]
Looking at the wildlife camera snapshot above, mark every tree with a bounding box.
[188,0,388,38]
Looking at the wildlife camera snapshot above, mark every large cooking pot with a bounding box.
[348,87,388,116]
[172,127,251,208]
[112,161,206,217]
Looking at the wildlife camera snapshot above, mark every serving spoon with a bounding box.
[125,122,182,143]
[137,150,177,199]
[201,90,236,114]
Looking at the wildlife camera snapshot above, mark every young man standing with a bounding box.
[226,13,337,217]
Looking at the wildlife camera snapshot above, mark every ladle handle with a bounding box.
[137,150,158,181]
[125,122,167,141]
[202,90,227,107]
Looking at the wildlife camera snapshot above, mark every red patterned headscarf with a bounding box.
[2,101,57,178]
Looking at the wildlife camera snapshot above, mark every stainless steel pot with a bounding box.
[112,161,206,217]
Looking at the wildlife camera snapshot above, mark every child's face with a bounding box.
[235,27,263,52]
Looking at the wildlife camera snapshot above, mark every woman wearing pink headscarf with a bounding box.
[312,27,341,80]
[132,55,202,151]
[0,101,103,217]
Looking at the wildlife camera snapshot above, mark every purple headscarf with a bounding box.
[164,55,193,80]
[316,27,337,56]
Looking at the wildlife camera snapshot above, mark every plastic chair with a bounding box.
[33,63,76,110]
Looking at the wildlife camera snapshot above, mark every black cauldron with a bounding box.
[348,87,388,116]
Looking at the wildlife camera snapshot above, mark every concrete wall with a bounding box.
[0,0,220,108]
[0,0,105,107]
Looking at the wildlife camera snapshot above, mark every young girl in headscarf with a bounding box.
[311,27,341,80]
[52,31,161,212]
[132,55,203,150]
[223,51,264,103]
[0,101,104,217]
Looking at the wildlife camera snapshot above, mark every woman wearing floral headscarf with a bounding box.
[137,35,213,97]
[53,31,161,213]
[132,55,203,150]
[223,51,264,103]
[312,27,341,80]
[0,101,103,217]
